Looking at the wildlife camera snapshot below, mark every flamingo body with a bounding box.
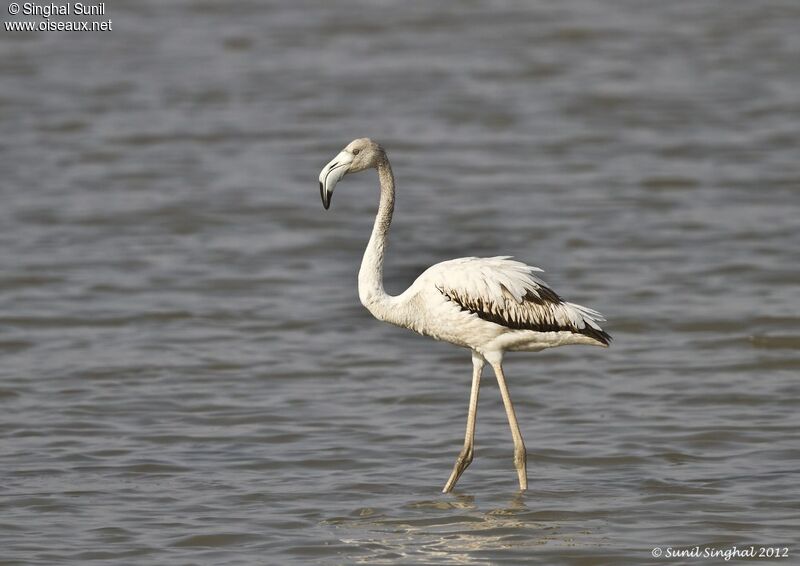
[371,256,610,354]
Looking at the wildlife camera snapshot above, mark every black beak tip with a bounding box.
[320,181,331,210]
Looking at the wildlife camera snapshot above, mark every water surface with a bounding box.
[1,1,798,564]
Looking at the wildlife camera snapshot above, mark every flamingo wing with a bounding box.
[423,256,611,345]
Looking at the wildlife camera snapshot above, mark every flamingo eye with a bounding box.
[352,149,360,155]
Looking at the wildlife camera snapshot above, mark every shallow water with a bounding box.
[1,1,799,564]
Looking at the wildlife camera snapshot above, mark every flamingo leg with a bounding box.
[490,360,528,491]
[443,351,484,493]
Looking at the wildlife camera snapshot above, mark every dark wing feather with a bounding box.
[431,257,611,345]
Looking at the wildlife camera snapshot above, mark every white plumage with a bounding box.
[319,138,611,492]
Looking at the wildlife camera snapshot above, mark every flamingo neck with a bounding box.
[358,157,395,313]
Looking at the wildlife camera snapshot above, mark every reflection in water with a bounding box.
[329,493,607,564]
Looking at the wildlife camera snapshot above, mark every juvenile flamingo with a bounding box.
[319,138,611,492]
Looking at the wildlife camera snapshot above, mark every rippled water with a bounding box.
[1,1,799,564]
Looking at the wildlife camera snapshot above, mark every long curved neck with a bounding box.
[358,157,395,311]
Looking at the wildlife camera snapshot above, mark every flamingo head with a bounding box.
[318,138,385,209]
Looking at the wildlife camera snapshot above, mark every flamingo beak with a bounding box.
[318,150,352,210]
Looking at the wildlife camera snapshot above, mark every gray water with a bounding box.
[1,1,799,564]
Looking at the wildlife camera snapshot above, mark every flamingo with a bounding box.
[319,138,611,492]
